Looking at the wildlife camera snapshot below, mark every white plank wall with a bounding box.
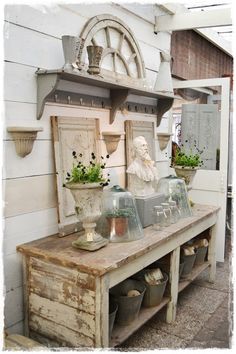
[3,3,172,333]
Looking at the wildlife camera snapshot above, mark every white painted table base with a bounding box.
[17,204,219,348]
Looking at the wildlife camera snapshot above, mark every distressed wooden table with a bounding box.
[17,204,219,348]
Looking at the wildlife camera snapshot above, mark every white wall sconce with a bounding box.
[7,127,43,157]
[157,132,173,151]
[102,131,125,155]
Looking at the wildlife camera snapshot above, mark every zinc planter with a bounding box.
[195,246,208,265]
[179,260,185,278]
[181,253,196,277]
[109,299,118,339]
[142,272,168,307]
[110,279,146,326]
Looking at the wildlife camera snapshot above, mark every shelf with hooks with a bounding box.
[36,68,174,125]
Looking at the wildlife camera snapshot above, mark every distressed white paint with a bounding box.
[4,286,24,328]
[3,140,55,179]
[4,175,57,218]
[4,253,23,291]
[4,208,58,256]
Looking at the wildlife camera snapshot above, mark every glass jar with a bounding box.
[152,206,165,230]
[161,202,172,227]
[156,175,192,218]
[169,200,180,223]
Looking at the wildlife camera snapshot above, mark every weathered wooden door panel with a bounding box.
[181,104,218,170]
[173,78,230,262]
[52,116,100,236]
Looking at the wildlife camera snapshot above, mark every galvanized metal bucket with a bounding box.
[110,279,146,326]
[195,246,208,265]
[142,272,168,307]
[179,260,185,278]
[181,253,196,277]
[109,298,118,339]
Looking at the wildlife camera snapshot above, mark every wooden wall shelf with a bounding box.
[36,68,174,125]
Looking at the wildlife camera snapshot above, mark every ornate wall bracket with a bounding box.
[7,127,43,157]
[102,131,125,155]
[157,132,173,150]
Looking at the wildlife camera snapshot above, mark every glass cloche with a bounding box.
[156,175,192,218]
[101,185,144,242]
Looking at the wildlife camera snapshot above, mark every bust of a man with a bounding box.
[126,136,158,197]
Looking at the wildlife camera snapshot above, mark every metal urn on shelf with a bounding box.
[62,35,84,70]
[87,45,103,74]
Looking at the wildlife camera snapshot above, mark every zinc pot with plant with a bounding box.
[105,207,135,237]
[64,151,110,251]
[171,141,204,188]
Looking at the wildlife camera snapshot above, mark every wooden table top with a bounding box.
[17,204,219,276]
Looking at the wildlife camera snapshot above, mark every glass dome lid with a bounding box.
[101,185,144,243]
[156,175,192,218]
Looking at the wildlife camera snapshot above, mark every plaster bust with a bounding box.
[127,136,158,197]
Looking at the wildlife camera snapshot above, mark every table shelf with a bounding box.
[110,297,170,347]
[179,262,210,293]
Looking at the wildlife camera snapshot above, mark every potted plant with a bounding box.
[105,207,135,237]
[171,141,204,187]
[64,151,110,251]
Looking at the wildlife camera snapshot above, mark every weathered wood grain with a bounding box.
[29,257,96,290]
[29,269,95,314]
[29,313,94,347]
[30,330,62,348]
[29,293,95,339]
[18,205,219,277]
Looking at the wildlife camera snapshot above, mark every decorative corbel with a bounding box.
[102,131,125,155]
[7,127,43,157]
[157,132,173,151]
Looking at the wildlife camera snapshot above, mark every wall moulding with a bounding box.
[102,131,125,155]
[7,127,43,157]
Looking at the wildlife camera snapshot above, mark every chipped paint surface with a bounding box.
[28,257,97,347]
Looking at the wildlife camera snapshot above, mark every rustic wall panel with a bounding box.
[171,30,233,81]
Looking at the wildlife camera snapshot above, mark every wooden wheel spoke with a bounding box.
[105,26,111,48]
[91,37,98,46]
[127,53,137,65]
[118,33,125,52]
[113,52,117,73]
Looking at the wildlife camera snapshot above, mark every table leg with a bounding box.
[166,246,180,323]
[95,275,109,348]
[208,224,217,283]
